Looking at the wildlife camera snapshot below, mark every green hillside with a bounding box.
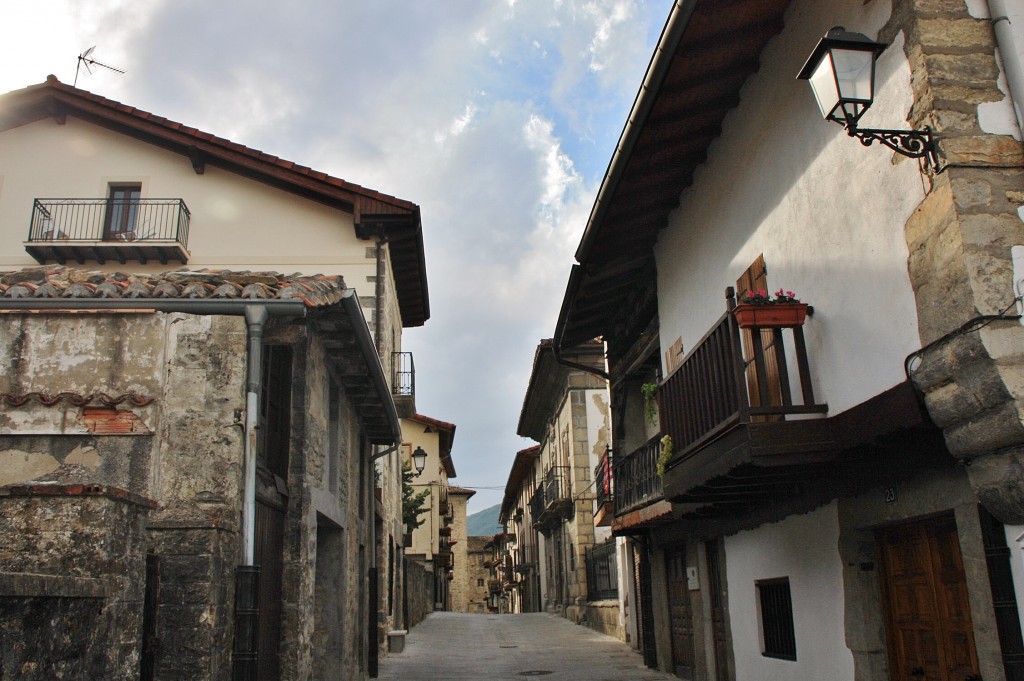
[466,503,502,536]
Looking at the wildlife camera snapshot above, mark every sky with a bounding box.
[0,0,674,514]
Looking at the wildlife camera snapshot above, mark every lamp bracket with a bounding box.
[844,123,941,172]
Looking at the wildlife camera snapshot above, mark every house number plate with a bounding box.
[884,487,896,503]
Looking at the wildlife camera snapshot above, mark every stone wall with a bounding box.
[888,0,1024,523]
[0,489,152,680]
[405,557,434,629]
[568,600,622,640]
[462,536,491,614]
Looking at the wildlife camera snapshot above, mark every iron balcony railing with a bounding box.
[595,449,613,510]
[516,544,538,570]
[29,198,190,246]
[528,484,545,525]
[614,436,662,515]
[586,541,619,601]
[543,466,570,508]
[392,352,415,397]
[659,308,826,465]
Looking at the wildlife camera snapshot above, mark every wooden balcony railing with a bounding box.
[659,308,826,465]
[614,436,663,515]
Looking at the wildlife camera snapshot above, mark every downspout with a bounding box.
[242,305,267,566]
[988,0,1024,133]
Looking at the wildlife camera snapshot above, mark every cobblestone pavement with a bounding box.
[378,611,678,681]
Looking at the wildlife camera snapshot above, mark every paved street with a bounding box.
[378,612,678,681]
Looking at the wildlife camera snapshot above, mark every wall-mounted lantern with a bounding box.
[797,26,941,172]
[412,445,428,475]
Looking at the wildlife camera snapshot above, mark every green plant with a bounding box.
[402,468,430,533]
[641,382,659,426]
[656,435,674,477]
[740,288,800,305]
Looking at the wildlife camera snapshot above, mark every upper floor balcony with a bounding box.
[25,198,190,266]
[392,351,416,417]
[658,300,832,516]
[530,466,572,534]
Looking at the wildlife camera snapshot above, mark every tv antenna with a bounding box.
[74,46,125,87]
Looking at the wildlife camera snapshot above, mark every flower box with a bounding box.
[732,302,808,329]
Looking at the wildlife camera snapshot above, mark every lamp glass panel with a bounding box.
[808,53,840,119]
[831,47,874,102]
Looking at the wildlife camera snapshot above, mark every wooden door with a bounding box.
[666,545,695,679]
[877,515,980,681]
[705,539,730,681]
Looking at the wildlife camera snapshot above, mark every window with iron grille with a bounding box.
[586,541,619,601]
[757,577,796,660]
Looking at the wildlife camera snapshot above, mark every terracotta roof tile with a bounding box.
[0,266,348,308]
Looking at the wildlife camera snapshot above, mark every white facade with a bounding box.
[655,0,924,416]
[724,503,852,681]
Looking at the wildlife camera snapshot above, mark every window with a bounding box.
[258,345,293,481]
[477,579,484,587]
[757,577,796,660]
[104,184,141,240]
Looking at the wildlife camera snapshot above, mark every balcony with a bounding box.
[25,198,190,265]
[515,544,538,572]
[614,436,665,515]
[530,466,571,534]
[392,352,416,417]
[658,307,831,515]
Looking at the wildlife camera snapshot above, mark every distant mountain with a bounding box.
[466,503,502,536]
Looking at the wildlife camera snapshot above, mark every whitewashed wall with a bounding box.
[0,116,376,286]
[654,0,925,415]
[724,502,852,681]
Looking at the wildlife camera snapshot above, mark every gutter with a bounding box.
[340,289,402,445]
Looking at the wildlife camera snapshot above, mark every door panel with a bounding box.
[878,515,980,681]
[666,545,695,679]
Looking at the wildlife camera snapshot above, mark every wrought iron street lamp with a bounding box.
[412,445,427,475]
[797,27,941,172]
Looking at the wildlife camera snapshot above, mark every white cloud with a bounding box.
[0,0,671,512]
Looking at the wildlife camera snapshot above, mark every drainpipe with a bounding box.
[242,305,267,565]
[988,0,1024,133]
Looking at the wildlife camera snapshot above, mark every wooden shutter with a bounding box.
[736,255,782,420]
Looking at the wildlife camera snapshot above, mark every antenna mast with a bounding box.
[74,46,125,87]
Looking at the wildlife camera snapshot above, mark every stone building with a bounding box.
[554,1,1024,680]
[0,78,431,680]
[461,536,492,614]
[0,269,398,681]
[504,339,620,637]
[447,486,476,612]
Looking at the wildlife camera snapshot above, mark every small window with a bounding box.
[757,577,796,660]
[477,579,484,587]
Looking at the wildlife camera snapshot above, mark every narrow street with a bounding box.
[378,612,678,681]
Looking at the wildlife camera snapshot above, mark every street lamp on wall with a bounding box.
[412,446,427,476]
[797,26,941,172]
